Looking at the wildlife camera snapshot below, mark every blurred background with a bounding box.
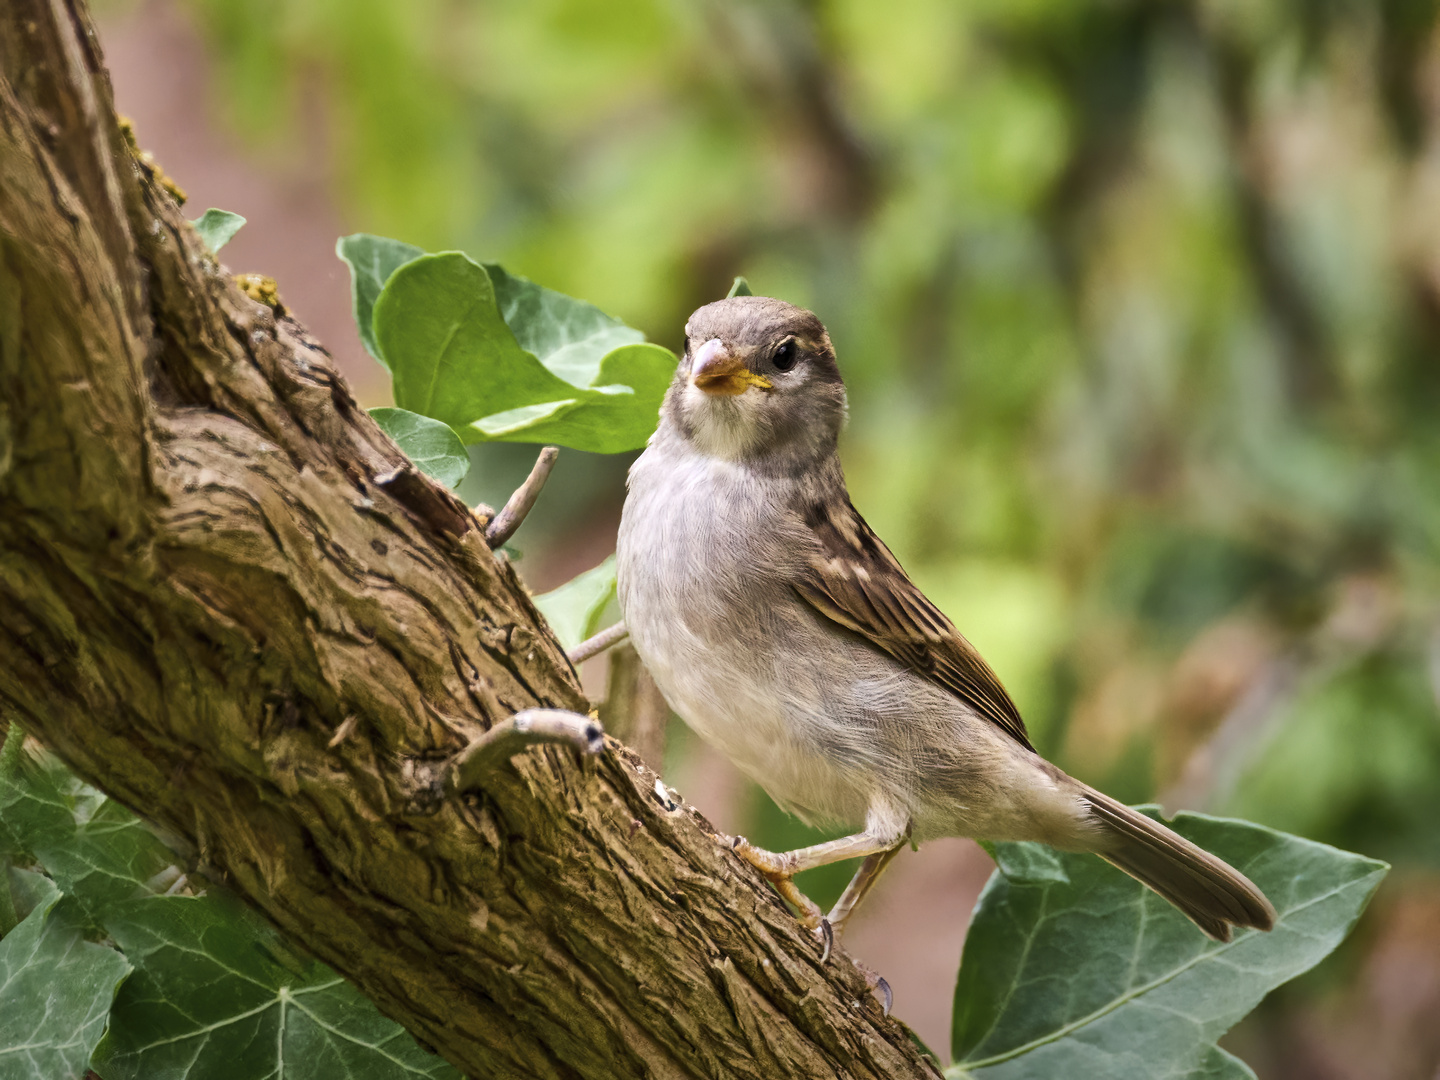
[96,0,1440,1073]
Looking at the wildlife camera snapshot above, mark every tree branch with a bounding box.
[0,3,938,1077]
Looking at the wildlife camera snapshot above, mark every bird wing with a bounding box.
[793,499,1035,752]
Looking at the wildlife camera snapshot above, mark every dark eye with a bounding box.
[683,334,691,355]
[773,339,798,371]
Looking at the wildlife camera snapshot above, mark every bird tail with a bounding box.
[1081,787,1276,942]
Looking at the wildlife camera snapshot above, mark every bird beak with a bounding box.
[690,338,772,396]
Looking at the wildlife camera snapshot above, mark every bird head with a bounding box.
[663,296,848,467]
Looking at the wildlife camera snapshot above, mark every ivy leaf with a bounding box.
[369,407,470,489]
[948,810,1387,1080]
[370,249,675,453]
[336,233,425,364]
[92,892,460,1080]
[470,342,675,454]
[0,744,460,1080]
[726,276,752,298]
[190,208,246,253]
[484,261,645,386]
[533,555,617,651]
[0,870,132,1080]
[0,739,178,918]
[375,252,581,428]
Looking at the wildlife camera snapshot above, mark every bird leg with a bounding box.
[825,843,905,938]
[729,828,903,938]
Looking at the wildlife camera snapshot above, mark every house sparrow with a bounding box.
[615,296,1275,945]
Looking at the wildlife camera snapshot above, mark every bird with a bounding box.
[615,295,1276,948]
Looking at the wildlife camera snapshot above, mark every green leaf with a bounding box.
[0,721,26,860]
[190,208,247,253]
[0,747,460,1080]
[336,233,425,364]
[0,870,132,1080]
[371,251,676,453]
[948,811,1387,1080]
[533,555,617,651]
[484,261,645,386]
[376,252,581,426]
[726,276,752,298]
[980,839,1069,885]
[369,407,470,489]
[470,399,578,439]
[470,342,674,454]
[92,892,460,1080]
[0,742,179,918]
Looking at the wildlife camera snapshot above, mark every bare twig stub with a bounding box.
[446,709,605,795]
[569,621,629,665]
[485,446,559,549]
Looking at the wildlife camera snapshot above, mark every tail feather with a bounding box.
[1082,788,1276,942]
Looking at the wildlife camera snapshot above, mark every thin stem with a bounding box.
[568,621,628,665]
[486,447,559,549]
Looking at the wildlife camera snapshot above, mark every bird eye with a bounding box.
[683,334,691,356]
[773,339,798,372]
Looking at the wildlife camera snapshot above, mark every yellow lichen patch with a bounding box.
[235,273,284,313]
[117,115,139,151]
[118,114,188,205]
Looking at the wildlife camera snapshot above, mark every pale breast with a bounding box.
[616,440,875,824]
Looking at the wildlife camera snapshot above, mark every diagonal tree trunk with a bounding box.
[0,2,938,1077]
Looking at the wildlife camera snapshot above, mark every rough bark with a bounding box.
[0,3,940,1078]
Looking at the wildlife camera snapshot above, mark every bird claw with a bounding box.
[816,918,833,964]
[856,964,892,1016]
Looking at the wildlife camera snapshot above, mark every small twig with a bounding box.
[445,709,605,795]
[486,447,559,549]
[568,621,628,665]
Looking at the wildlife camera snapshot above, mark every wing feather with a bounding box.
[796,499,1035,752]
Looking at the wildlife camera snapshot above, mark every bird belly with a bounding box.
[617,449,872,826]
[623,569,875,827]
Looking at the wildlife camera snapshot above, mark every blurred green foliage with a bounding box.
[173,0,1440,914]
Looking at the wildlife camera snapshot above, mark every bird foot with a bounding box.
[728,835,794,877]
[728,835,827,942]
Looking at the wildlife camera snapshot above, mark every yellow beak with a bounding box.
[690,338,772,396]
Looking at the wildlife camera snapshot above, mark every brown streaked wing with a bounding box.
[795,500,1035,752]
